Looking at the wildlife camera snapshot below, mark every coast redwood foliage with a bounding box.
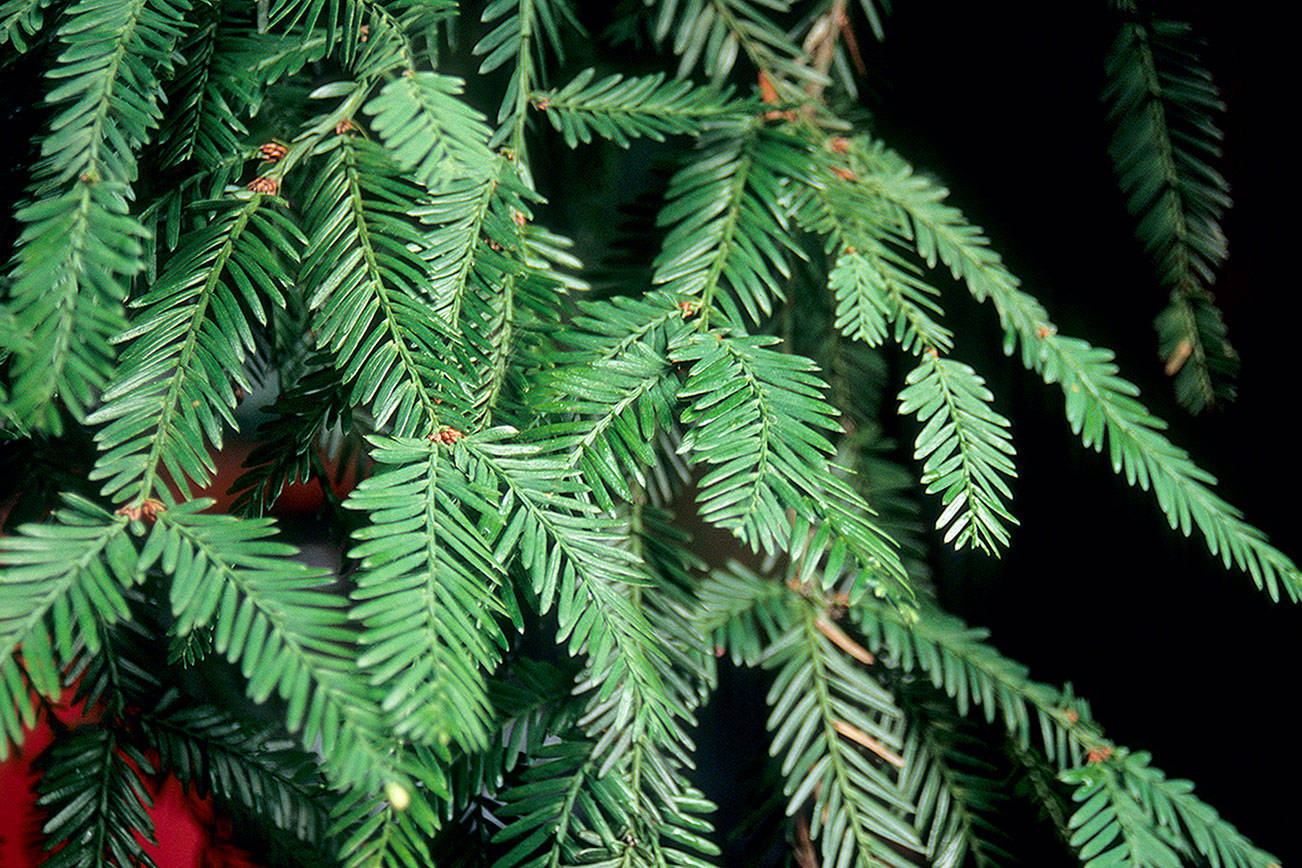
[0,1,1288,866]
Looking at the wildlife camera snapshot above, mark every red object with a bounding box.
[0,693,263,867]
[1,439,350,865]
[196,438,359,516]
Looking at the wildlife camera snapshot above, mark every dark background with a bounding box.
[1,0,1295,863]
[693,3,1298,865]
[858,1,1298,861]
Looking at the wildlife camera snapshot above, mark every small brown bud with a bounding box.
[247,176,280,194]
[116,499,165,524]
[258,141,288,162]
[1086,746,1113,764]
[428,426,465,446]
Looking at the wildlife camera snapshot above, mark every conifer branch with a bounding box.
[159,4,242,170]
[89,191,301,506]
[898,351,1017,553]
[533,69,743,148]
[491,736,615,868]
[768,604,923,867]
[345,435,508,750]
[0,7,1289,864]
[852,597,1099,768]
[1065,756,1183,866]
[150,504,417,797]
[36,725,160,868]
[857,597,1279,865]
[850,138,1302,602]
[704,567,1003,867]
[466,431,686,760]
[672,329,908,599]
[268,0,420,70]
[2,0,187,433]
[475,0,580,162]
[816,236,952,356]
[300,132,469,436]
[364,71,495,187]
[531,292,685,510]
[0,495,135,757]
[1081,749,1281,868]
[0,0,53,51]
[894,696,1011,866]
[651,0,817,86]
[652,127,806,327]
[491,557,712,864]
[419,171,499,324]
[142,694,334,845]
[227,357,355,517]
[466,274,516,429]
[1104,16,1236,412]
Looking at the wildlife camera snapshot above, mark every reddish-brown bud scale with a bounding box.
[1086,746,1113,764]
[116,499,165,524]
[258,142,288,162]
[428,426,465,446]
[247,176,279,194]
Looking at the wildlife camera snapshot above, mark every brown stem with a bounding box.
[803,0,850,102]
[793,813,820,868]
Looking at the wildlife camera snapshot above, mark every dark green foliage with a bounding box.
[228,354,358,517]
[531,291,684,511]
[652,127,808,327]
[1103,12,1237,412]
[0,497,136,757]
[37,727,159,868]
[300,132,471,434]
[89,193,302,504]
[142,693,334,845]
[0,1,1288,867]
[535,70,743,148]
[2,0,189,435]
[648,0,814,87]
[364,72,496,184]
